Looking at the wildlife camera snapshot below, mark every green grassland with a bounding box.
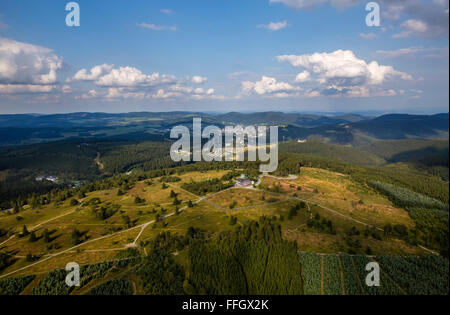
[2,165,446,295]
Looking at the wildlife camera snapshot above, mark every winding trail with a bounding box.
[0,172,437,278]
[0,209,76,249]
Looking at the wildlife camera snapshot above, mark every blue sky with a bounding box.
[0,0,448,114]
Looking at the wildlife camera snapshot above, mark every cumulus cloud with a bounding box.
[105,87,146,100]
[295,71,311,83]
[97,67,177,87]
[278,50,412,84]
[258,21,287,31]
[70,64,113,82]
[77,89,98,100]
[0,37,62,86]
[69,64,223,102]
[191,76,208,84]
[137,22,177,31]
[391,16,448,38]
[393,19,427,38]
[62,85,72,94]
[242,76,300,96]
[152,86,218,101]
[70,64,177,87]
[277,50,412,97]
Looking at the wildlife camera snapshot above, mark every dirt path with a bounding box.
[0,217,154,279]
[1,209,76,248]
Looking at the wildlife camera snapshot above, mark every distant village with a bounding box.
[35,175,59,183]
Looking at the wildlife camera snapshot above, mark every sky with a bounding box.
[0,0,448,114]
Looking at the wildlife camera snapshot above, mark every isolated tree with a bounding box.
[122,215,132,227]
[29,231,37,242]
[30,194,39,209]
[22,225,30,237]
[13,202,20,214]
[173,197,181,206]
[383,224,393,236]
[43,229,51,243]
[134,196,145,204]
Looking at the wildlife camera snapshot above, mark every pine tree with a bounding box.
[22,225,30,237]
[29,231,37,242]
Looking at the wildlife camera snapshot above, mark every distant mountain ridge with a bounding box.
[0,112,447,146]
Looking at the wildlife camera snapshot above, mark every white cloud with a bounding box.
[375,47,426,58]
[305,90,321,98]
[269,0,359,10]
[62,85,72,94]
[359,32,378,40]
[69,64,222,102]
[295,71,311,83]
[96,67,176,87]
[152,89,182,100]
[70,64,113,82]
[0,37,62,86]
[152,87,221,101]
[277,50,412,97]
[278,50,412,86]
[258,21,287,31]
[270,0,449,39]
[71,65,177,88]
[0,84,57,94]
[191,76,208,84]
[160,9,173,14]
[77,89,98,100]
[242,76,300,96]
[393,19,429,38]
[105,87,146,100]
[137,22,177,31]
[376,46,449,59]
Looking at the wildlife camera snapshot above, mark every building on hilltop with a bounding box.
[234,174,254,188]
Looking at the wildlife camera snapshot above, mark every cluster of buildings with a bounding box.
[35,175,59,183]
[234,174,255,188]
